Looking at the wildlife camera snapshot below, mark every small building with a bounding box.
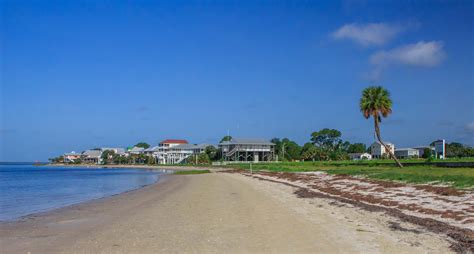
[413,146,434,158]
[348,153,372,160]
[433,139,446,159]
[219,138,275,162]
[395,148,420,159]
[63,152,81,163]
[370,141,395,159]
[127,146,145,155]
[82,149,102,164]
[101,147,126,155]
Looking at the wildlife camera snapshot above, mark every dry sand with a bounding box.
[0,172,455,253]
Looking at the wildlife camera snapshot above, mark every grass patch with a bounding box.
[325,166,474,189]
[174,170,211,175]
[225,162,474,189]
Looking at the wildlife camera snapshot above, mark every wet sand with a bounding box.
[0,172,454,253]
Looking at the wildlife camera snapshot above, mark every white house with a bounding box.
[63,152,82,163]
[395,148,420,159]
[348,153,372,160]
[127,146,145,155]
[370,141,395,159]
[145,139,211,164]
[219,138,275,162]
[82,149,102,164]
[101,147,126,155]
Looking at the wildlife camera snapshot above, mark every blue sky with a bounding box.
[1,0,473,162]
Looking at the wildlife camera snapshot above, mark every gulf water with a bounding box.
[0,164,163,221]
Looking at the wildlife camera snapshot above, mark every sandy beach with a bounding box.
[0,171,462,253]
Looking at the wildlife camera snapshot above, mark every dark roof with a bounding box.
[160,139,188,144]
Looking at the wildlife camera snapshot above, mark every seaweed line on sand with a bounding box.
[230,171,474,254]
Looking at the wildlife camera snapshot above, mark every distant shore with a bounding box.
[0,170,459,253]
[45,163,225,172]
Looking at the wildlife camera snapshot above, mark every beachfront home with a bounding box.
[159,139,189,148]
[63,152,82,163]
[348,153,372,160]
[144,139,211,164]
[127,146,145,155]
[101,147,126,155]
[395,148,420,159]
[370,141,395,159]
[82,149,102,164]
[219,138,275,162]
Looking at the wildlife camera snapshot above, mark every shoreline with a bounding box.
[0,170,459,253]
[1,174,170,223]
[0,166,170,223]
[44,163,226,172]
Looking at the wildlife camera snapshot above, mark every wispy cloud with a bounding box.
[465,122,474,134]
[370,41,445,67]
[366,41,445,81]
[331,22,404,46]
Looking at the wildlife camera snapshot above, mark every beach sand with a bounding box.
[0,171,454,253]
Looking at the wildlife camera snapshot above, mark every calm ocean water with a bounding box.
[0,165,163,221]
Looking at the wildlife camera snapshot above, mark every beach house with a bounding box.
[370,141,395,159]
[101,147,126,155]
[82,149,102,164]
[395,148,420,159]
[145,139,211,164]
[219,138,275,162]
[63,152,82,163]
[127,146,145,155]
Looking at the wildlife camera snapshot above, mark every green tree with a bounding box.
[347,143,367,153]
[446,142,474,158]
[310,128,342,151]
[422,148,432,159]
[204,146,218,161]
[134,142,150,149]
[300,143,317,161]
[101,150,116,165]
[198,153,211,164]
[271,138,282,155]
[360,86,403,167]
[271,138,302,161]
[281,138,302,161]
[220,136,232,142]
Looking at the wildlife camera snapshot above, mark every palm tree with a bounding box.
[360,86,403,168]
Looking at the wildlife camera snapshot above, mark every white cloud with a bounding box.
[465,122,474,134]
[370,41,445,67]
[331,23,403,46]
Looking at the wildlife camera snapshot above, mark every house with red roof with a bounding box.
[159,139,189,148]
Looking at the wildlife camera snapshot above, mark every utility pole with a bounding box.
[281,143,286,162]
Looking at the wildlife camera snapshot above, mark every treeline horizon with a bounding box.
[49,127,474,165]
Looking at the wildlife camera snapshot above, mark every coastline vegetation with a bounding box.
[226,161,474,189]
[175,170,211,175]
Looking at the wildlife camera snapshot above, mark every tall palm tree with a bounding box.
[360,86,403,168]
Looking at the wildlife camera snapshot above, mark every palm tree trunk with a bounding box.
[374,116,403,168]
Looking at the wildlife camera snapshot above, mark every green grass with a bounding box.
[324,167,474,189]
[225,162,474,189]
[174,169,211,175]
